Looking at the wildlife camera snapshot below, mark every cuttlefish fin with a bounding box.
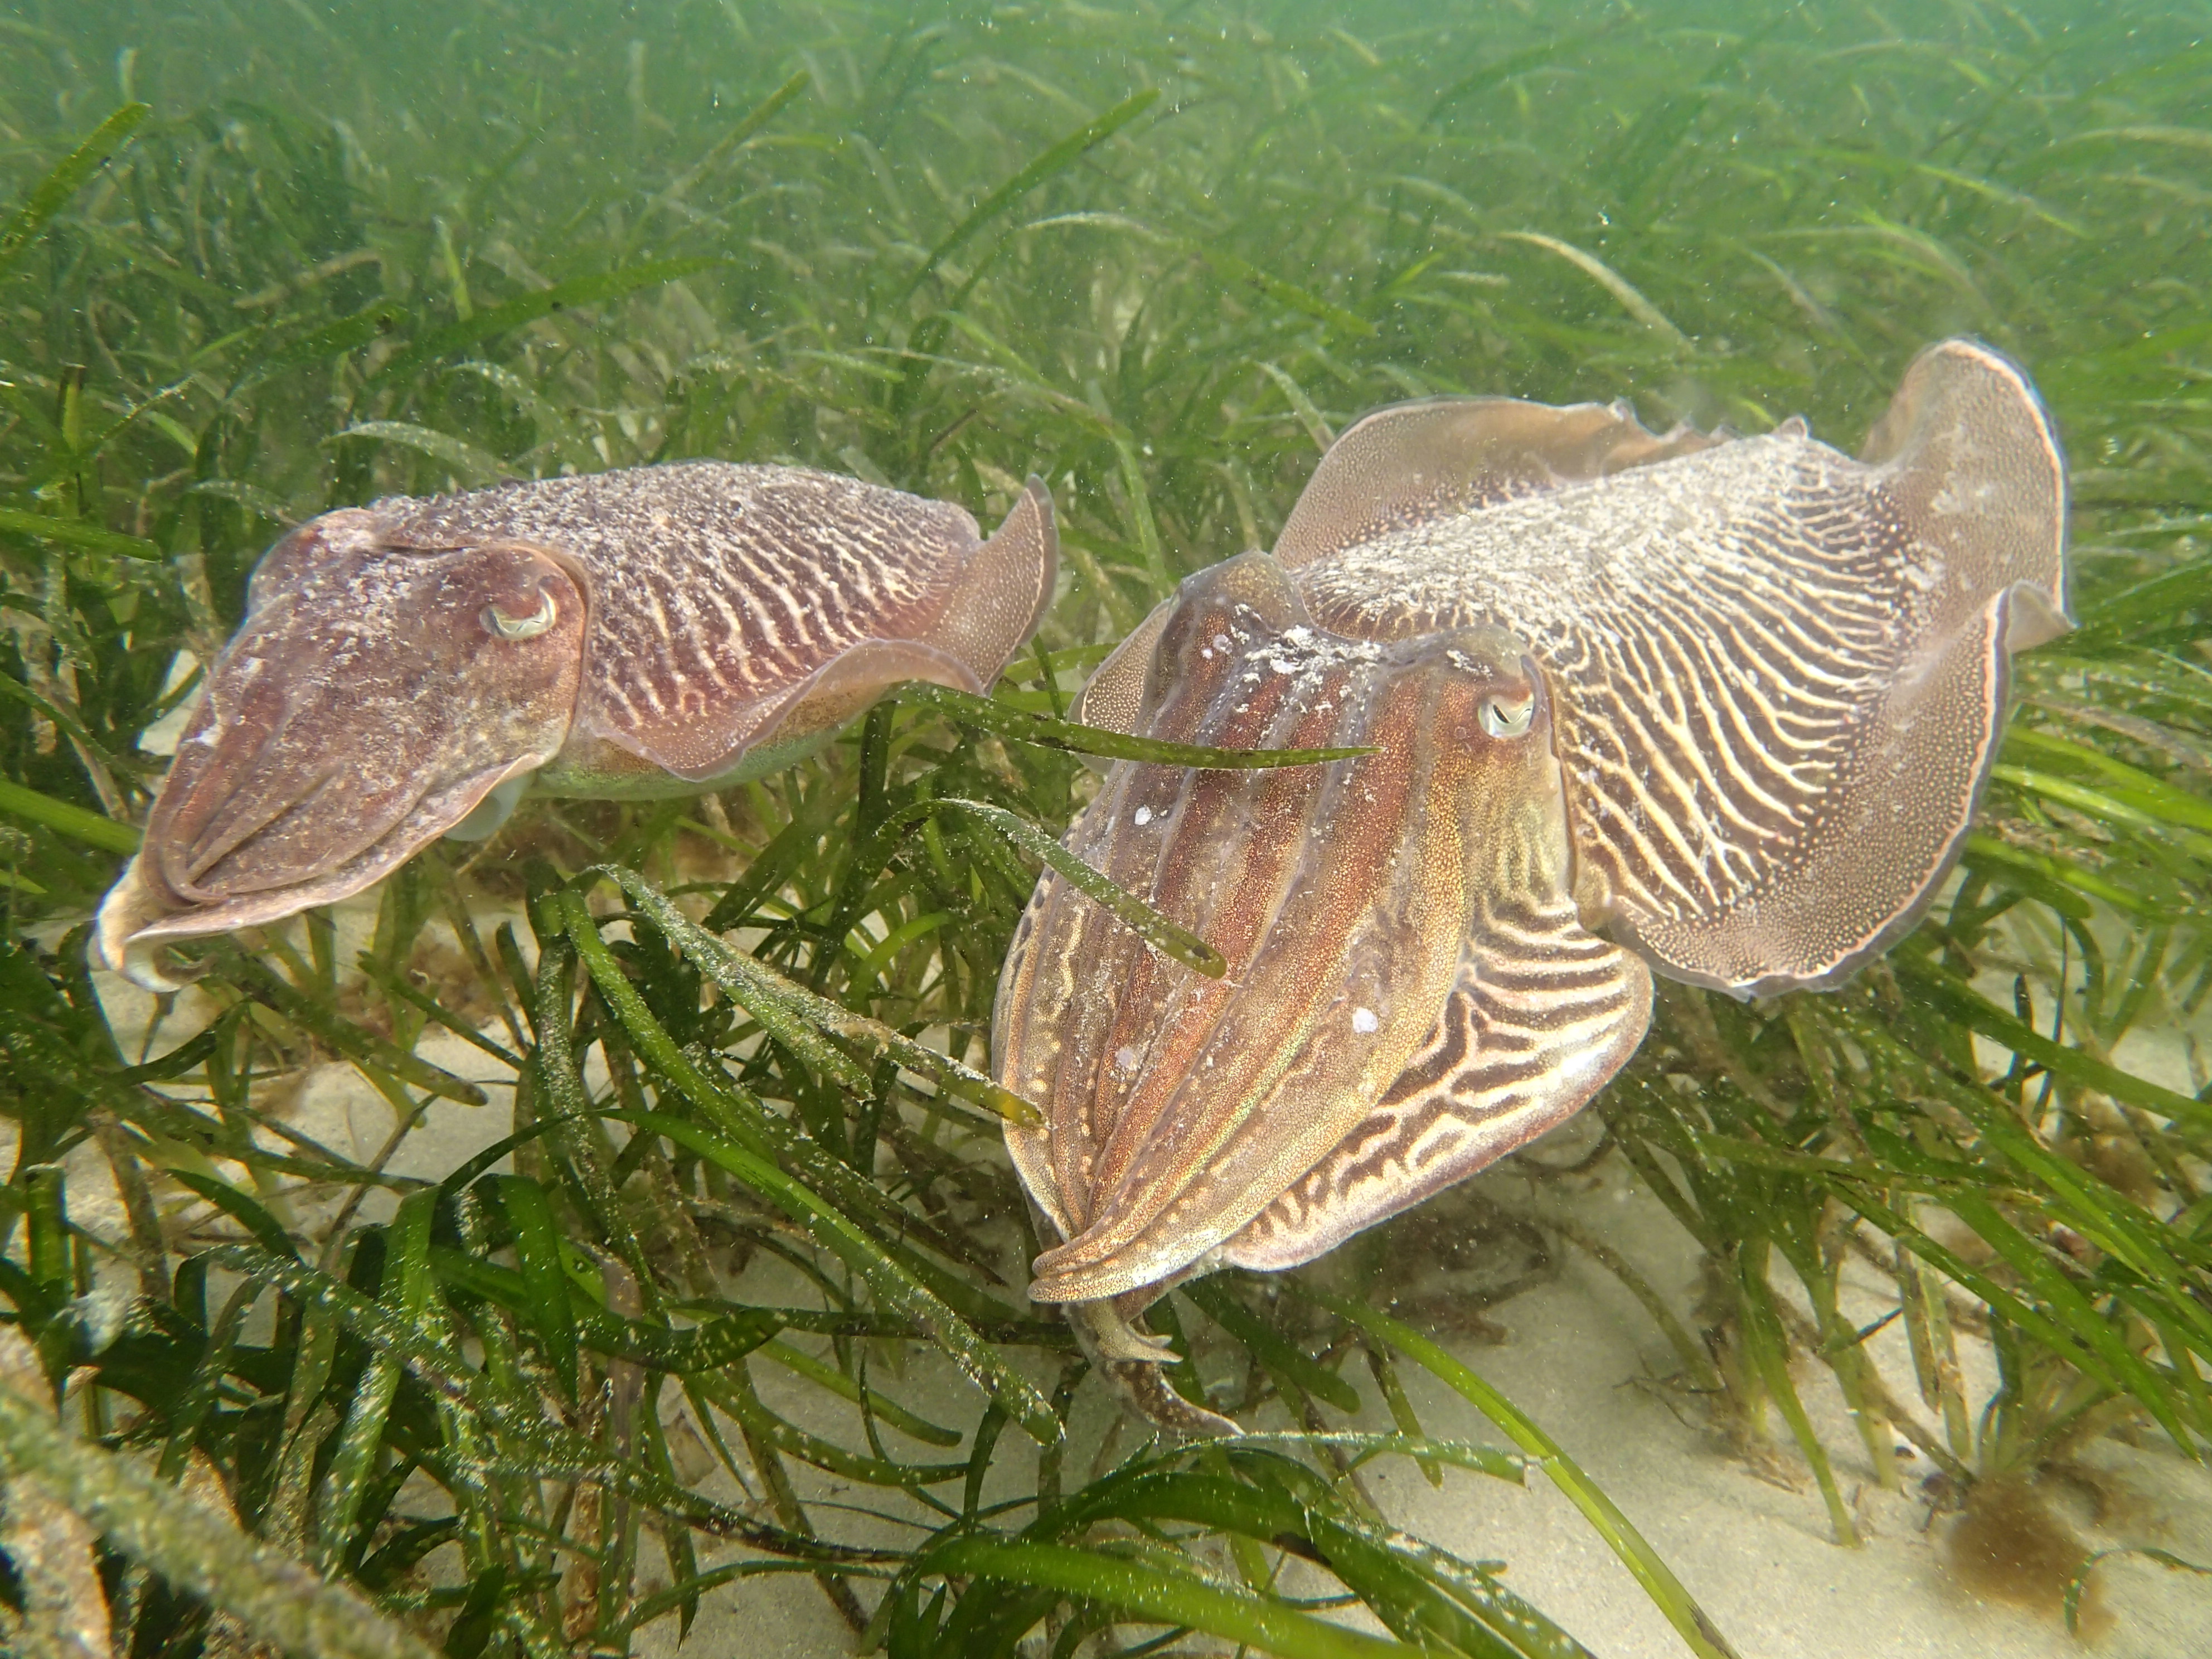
[734,477,1062,768]
[1069,593,1173,738]
[1220,891,1652,1273]
[1002,556,1564,1307]
[1592,339,2068,995]
[920,476,1060,686]
[1272,394,1721,570]
[1860,341,2069,651]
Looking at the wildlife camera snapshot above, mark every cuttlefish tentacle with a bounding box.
[1067,1302,1243,1439]
[1284,338,2068,996]
[97,465,1056,989]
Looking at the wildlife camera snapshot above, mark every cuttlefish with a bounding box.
[95,463,1056,989]
[994,339,2068,1434]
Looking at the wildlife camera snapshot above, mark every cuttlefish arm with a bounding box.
[1280,338,2067,997]
[96,465,1055,989]
[995,555,1650,1430]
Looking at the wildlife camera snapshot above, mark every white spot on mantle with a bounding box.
[1133,806,1153,826]
[1351,1007,1379,1034]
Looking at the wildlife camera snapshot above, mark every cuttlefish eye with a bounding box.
[483,586,560,640]
[90,533,590,991]
[1481,692,1535,739]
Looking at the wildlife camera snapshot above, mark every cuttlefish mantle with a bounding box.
[96,463,1056,989]
[997,339,2065,1434]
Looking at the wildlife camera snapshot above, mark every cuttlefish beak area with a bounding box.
[94,511,585,989]
[996,552,1650,1345]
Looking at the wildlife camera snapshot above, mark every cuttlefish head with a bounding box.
[94,512,585,989]
[995,554,1650,1410]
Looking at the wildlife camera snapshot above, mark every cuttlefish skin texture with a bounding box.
[998,339,2065,1428]
[1281,339,2068,997]
[96,463,1056,989]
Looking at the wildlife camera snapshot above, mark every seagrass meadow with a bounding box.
[2,1,2210,1655]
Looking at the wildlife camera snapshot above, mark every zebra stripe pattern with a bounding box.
[1223,886,1649,1272]
[993,342,2065,1410]
[1289,339,2067,995]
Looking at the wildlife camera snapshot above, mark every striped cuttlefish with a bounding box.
[992,339,2068,1434]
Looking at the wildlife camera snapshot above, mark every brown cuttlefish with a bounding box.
[994,339,2068,1435]
[96,464,1055,989]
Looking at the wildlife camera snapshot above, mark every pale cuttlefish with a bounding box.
[993,339,2068,1435]
[95,464,1056,990]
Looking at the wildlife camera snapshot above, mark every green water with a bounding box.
[1,3,2208,1657]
